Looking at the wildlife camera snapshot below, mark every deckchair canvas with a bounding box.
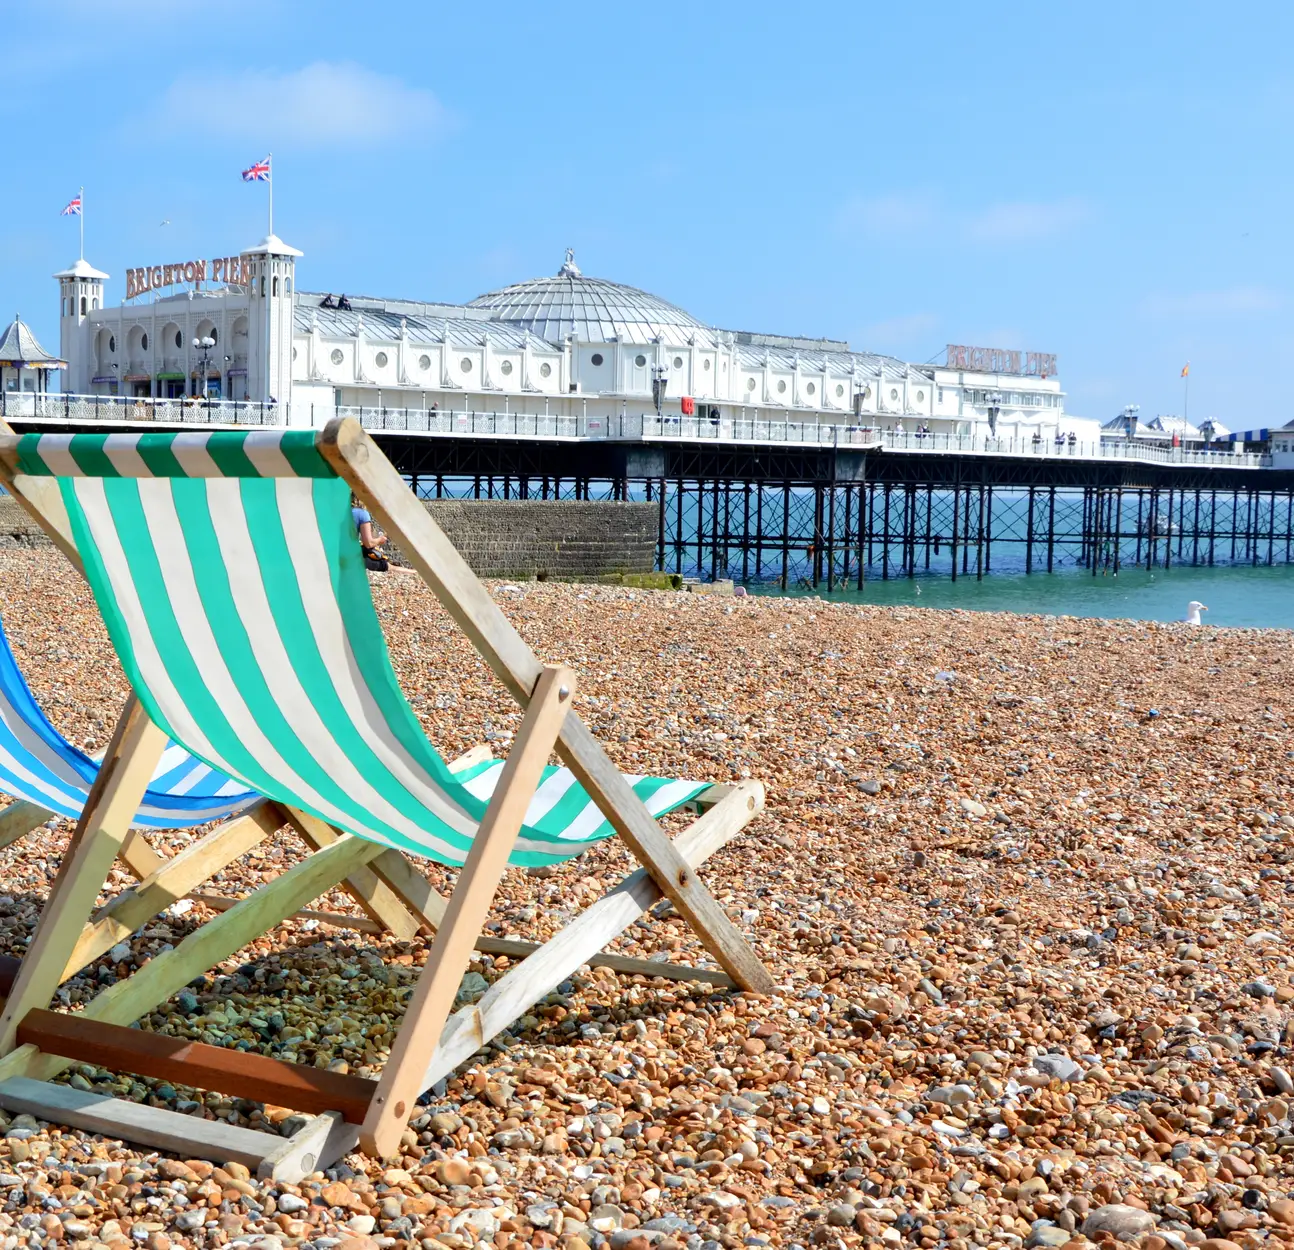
[0,419,770,1171]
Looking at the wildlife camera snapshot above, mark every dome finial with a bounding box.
[558,247,581,278]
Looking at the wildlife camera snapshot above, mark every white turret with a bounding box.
[241,233,302,408]
[54,257,109,393]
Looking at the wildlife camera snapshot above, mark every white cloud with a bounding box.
[836,192,938,238]
[158,63,450,150]
[836,192,1090,245]
[964,198,1090,243]
[1141,286,1285,318]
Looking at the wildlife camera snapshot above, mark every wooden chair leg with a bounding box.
[0,697,167,1056]
[557,718,774,994]
[285,809,421,941]
[64,803,283,979]
[0,832,385,1088]
[0,802,52,855]
[360,666,575,1158]
[418,780,765,1094]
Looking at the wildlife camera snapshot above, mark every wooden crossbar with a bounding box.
[16,1009,376,1123]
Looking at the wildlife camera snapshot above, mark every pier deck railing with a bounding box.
[0,393,1270,469]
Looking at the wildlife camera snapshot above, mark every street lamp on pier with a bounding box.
[192,335,215,399]
[651,363,668,416]
[1123,403,1140,441]
[986,391,1002,439]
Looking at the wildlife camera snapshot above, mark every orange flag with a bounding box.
[1181,363,1190,377]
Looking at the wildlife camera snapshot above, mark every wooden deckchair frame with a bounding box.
[0,418,770,1170]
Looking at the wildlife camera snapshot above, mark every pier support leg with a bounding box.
[1046,487,1056,574]
[1026,487,1035,574]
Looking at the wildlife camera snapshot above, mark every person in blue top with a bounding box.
[351,495,390,572]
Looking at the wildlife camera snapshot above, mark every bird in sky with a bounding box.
[159,219,171,227]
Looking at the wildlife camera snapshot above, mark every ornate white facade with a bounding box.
[58,242,1079,437]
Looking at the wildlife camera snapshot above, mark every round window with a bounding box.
[174,330,182,349]
[375,351,389,368]
[890,388,899,401]
[108,335,116,353]
[835,384,844,397]
[539,362,552,378]
[635,354,647,367]
[500,360,513,375]
[777,380,787,393]
[460,357,473,373]
[673,356,683,369]
[141,332,149,351]
[916,389,925,402]
[418,354,431,370]
[590,353,604,366]
[331,348,344,365]
[703,358,711,371]
[806,382,816,396]
[746,377,756,392]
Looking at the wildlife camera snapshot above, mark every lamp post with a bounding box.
[1123,403,1140,441]
[986,391,1002,440]
[192,335,215,400]
[651,363,668,417]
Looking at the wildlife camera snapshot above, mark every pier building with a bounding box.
[53,240,1085,442]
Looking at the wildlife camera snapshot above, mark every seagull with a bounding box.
[1185,600,1208,625]
[159,219,171,227]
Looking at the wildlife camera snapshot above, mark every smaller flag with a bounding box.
[1181,362,1190,377]
[60,194,82,217]
[241,155,271,183]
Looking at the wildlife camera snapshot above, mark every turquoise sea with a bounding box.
[752,563,1294,629]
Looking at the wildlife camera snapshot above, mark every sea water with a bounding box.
[752,563,1294,629]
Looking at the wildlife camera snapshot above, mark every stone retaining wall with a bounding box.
[0,495,660,582]
[0,498,49,547]
[411,500,657,580]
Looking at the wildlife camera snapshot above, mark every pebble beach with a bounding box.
[0,544,1292,1250]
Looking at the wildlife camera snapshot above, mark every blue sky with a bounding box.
[2,1,1289,424]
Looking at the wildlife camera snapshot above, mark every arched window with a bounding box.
[261,277,266,297]
[80,296,86,315]
[61,298,67,316]
[92,298,98,310]
[272,276,279,296]
[285,278,292,294]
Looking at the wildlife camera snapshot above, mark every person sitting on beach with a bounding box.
[352,494,390,571]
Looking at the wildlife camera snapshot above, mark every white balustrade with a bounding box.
[0,394,1269,469]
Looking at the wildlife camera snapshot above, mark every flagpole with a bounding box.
[1184,369,1189,425]
[79,186,84,261]
[268,153,273,238]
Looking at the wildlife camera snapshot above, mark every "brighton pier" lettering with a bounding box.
[125,256,254,301]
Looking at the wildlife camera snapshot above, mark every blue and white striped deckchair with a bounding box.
[0,420,769,1171]
[0,612,258,833]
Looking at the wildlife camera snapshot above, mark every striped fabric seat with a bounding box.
[13,431,708,867]
[0,611,258,829]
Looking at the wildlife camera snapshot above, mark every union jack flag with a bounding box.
[241,156,271,183]
[60,194,82,216]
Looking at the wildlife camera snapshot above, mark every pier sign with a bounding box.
[125,255,254,300]
[946,344,1057,378]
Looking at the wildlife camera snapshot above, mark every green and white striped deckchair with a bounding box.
[0,419,769,1172]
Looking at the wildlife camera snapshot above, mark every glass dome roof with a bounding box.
[468,250,710,346]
